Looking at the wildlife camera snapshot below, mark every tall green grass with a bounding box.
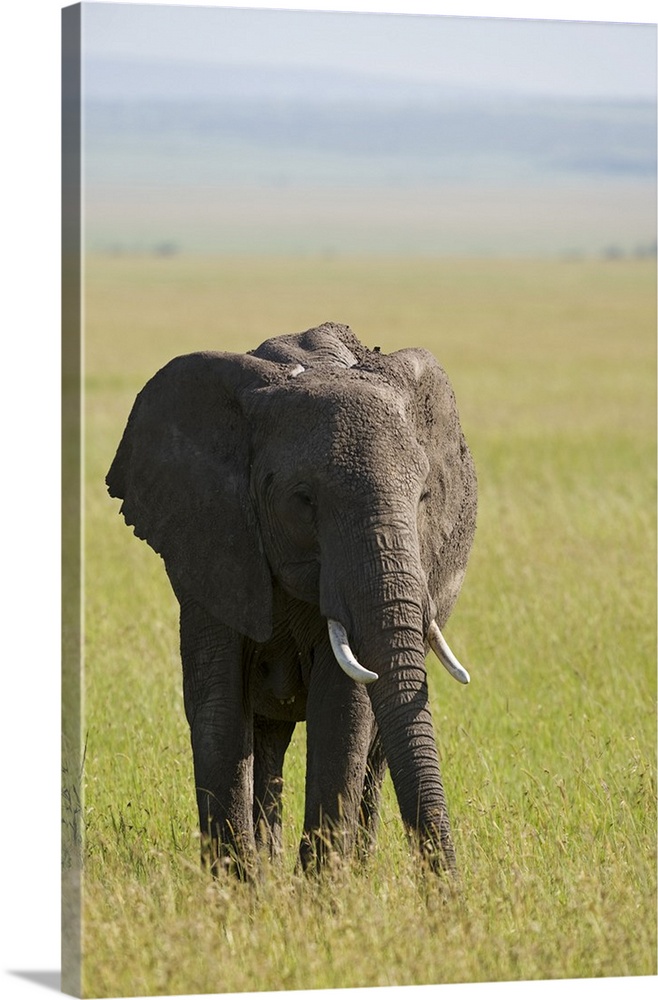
[79,256,656,997]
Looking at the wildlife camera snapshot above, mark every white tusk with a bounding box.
[428,621,470,684]
[327,620,379,684]
[289,363,305,377]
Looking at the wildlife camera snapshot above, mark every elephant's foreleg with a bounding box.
[357,730,387,862]
[179,599,255,879]
[253,715,295,859]
[300,641,374,872]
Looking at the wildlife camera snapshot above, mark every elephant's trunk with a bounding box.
[321,517,458,874]
[363,616,457,874]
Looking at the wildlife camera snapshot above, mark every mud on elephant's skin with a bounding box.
[106,322,477,878]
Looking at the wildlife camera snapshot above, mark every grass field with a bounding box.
[77,255,656,997]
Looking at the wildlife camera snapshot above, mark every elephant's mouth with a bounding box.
[328,618,470,686]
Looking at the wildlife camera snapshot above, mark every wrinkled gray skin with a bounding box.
[107,323,477,878]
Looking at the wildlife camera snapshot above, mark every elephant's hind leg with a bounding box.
[357,730,387,863]
[253,715,296,859]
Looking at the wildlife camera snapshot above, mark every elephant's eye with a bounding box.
[282,485,316,523]
[282,487,317,545]
[420,488,430,503]
[295,489,313,507]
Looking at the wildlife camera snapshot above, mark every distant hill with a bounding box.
[85,96,655,187]
[82,58,656,257]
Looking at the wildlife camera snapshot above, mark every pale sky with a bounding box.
[81,1,657,100]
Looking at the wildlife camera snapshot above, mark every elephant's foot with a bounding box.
[298,819,357,875]
[200,830,258,882]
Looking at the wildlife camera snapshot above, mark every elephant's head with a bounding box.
[107,322,476,870]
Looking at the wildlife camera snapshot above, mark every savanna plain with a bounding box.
[73,255,656,997]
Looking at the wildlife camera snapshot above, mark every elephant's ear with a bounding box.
[387,348,478,622]
[106,351,280,643]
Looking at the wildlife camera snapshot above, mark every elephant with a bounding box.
[106,322,477,879]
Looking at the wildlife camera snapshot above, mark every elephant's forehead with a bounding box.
[253,374,428,485]
[257,370,408,426]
